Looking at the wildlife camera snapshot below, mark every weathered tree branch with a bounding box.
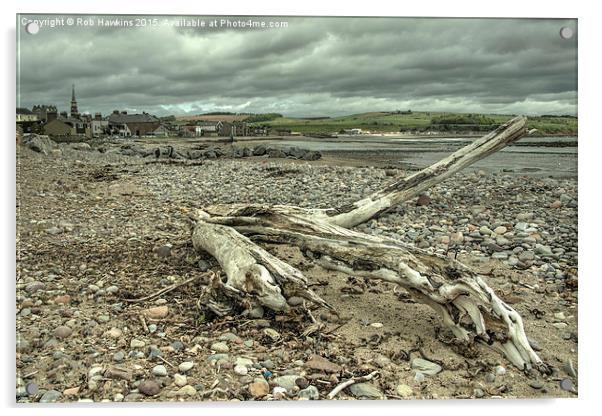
[190,116,547,372]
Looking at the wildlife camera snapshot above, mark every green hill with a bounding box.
[247,111,577,136]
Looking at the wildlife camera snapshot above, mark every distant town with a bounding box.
[16,85,273,140]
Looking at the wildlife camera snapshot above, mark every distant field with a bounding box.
[176,114,248,122]
[248,111,577,136]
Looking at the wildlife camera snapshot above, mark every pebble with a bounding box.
[172,385,197,397]
[529,381,544,390]
[152,365,168,377]
[263,328,280,341]
[174,374,187,387]
[113,351,125,362]
[53,325,73,339]
[130,339,146,348]
[416,194,431,206]
[495,365,506,376]
[143,306,169,320]
[348,383,385,400]
[494,226,507,234]
[411,358,442,376]
[298,385,320,400]
[235,357,254,367]
[211,341,230,353]
[563,359,577,378]
[138,380,162,396]
[249,378,269,398]
[395,384,413,398]
[295,377,309,390]
[39,390,62,403]
[560,378,575,392]
[106,285,119,294]
[107,327,123,338]
[178,361,194,373]
[304,354,342,373]
[272,386,287,400]
[234,364,248,375]
[273,375,300,391]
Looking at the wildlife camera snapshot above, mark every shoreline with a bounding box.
[16,145,578,401]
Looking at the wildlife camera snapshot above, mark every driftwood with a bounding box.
[190,116,549,373]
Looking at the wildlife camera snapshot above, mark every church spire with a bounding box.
[70,84,79,118]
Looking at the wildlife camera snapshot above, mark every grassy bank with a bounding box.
[248,111,577,136]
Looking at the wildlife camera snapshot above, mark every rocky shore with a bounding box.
[16,137,578,402]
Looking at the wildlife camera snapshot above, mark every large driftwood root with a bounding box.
[190,116,548,372]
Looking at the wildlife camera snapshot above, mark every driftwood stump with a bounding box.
[191,116,548,373]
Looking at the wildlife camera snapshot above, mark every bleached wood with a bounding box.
[190,116,547,372]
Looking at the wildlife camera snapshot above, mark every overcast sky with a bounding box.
[17,15,577,117]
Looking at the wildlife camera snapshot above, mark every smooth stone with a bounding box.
[234,364,248,375]
[414,372,426,383]
[130,339,146,348]
[249,378,269,398]
[107,327,123,338]
[54,326,73,339]
[348,383,385,400]
[175,385,197,397]
[235,357,254,367]
[211,342,230,353]
[395,384,413,398]
[563,359,577,378]
[304,354,342,373]
[174,374,187,387]
[560,378,575,392]
[138,380,162,396]
[273,375,300,391]
[272,386,287,400]
[411,358,442,376]
[143,306,169,320]
[152,365,168,377]
[39,390,62,403]
[298,385,320,400]
[178,361,194,373]
[113,351,125,362]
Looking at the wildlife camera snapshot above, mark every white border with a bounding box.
[2,1,599,416]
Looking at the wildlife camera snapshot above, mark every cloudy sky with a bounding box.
[17,15,577,117]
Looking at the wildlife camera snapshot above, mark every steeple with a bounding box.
[70,84,79,118]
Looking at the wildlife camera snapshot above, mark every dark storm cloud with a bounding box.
[17,15,577,116]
